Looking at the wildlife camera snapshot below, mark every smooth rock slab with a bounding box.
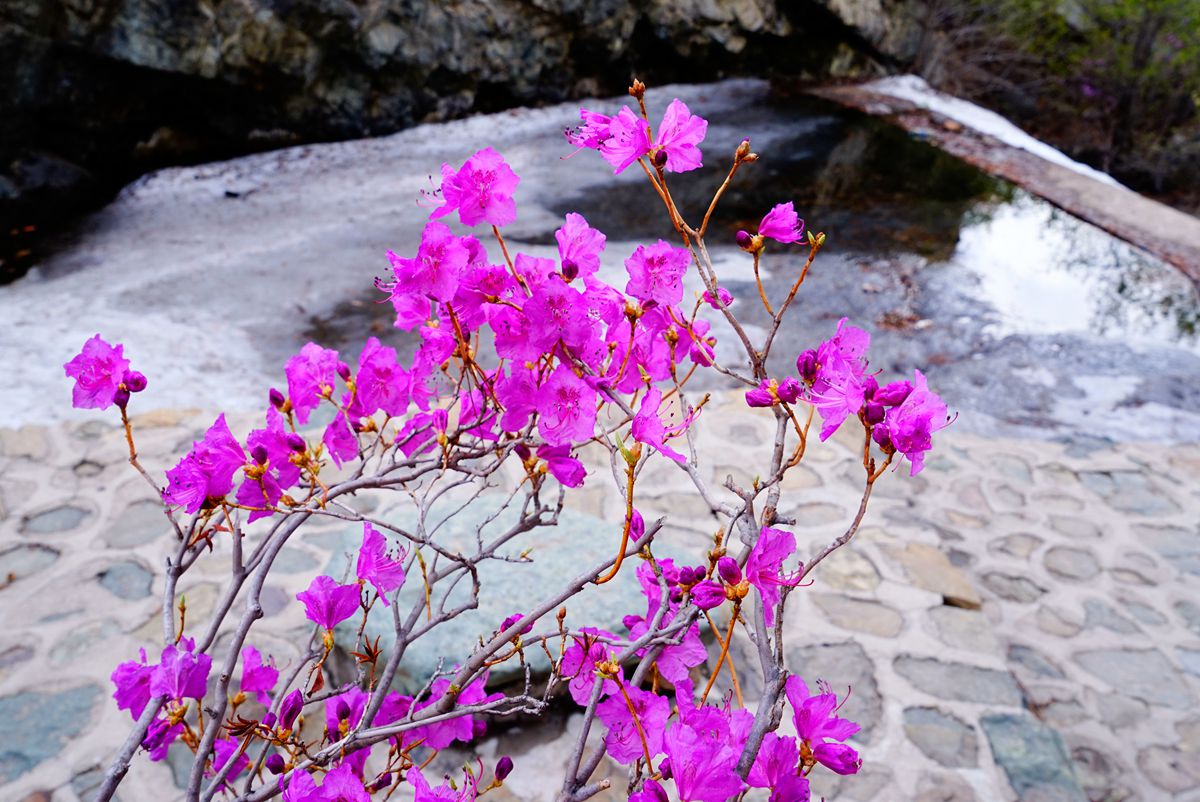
[894,655,1023,706]
[811,593,903,637]
[1079,471,1180,516]
[0,685,99,782]
[0,544,60,584]
[1082,599,1139,634]
[1007,644,1065,679]
[19,504,91,535]
[325,496,688,694]
[980,713,1087,802]
[104,499,172,547]
[1137,745,1200,793]
[1136,525,1200,576]
[98,560,154,600]
[1074,648,1194,707]
[981,572,1046,603]
[902,706,978,767]
[1043,546,1100,582]
[988,532,1043,560]
[928,606,999,654]
[883,542,981,609]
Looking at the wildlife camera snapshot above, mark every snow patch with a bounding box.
[865,75,1125,189]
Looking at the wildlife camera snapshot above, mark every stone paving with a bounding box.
[2,395,1199,802]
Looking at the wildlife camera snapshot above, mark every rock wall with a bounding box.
[0,0,923,278]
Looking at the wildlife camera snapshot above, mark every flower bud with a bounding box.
[250,445,269,465]
[653,149,668,168]
[265,754,286,775]
[735,230,753,250]
[796,349,818,382]
[776,377,802,404]
[336,699,351,722]
[659,758,673,780]
[864,402,885,425]
[114,386,131,409]
[862,375,879,400]
[677,566,696,586]
[278,689,303,730]
[336,361,352,381]
[561,258,579,281]
[495,756,514,781]
[875,380,913,407]
[717,556,742,585]
[690,580,726,610]
[371,773,393,792]
[872,423,893,451]
[123,370,148,393]
[736,138,751,160]
[286,433,306,453]
[263,712,276,728]
[269,388,286,409]
[514,443,531,462]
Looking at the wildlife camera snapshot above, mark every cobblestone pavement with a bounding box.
[2,395,1199,802]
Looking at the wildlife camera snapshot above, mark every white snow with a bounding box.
[864,75,1125,188]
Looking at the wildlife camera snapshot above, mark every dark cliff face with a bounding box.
[0,0,922,281]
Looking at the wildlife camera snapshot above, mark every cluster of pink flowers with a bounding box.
[62,87,954,802]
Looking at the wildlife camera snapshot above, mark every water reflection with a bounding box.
[953,192,1200,348]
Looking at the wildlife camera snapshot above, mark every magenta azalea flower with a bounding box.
[112,648,154,719]
[430,147,520,228]
[597,683,670,764]
[388,221,472,303]
[410,673,501,749]
[296,575,360,630]
[599,107,653,174]
[351,337,410,419]
[559,627,619,706]
[702,287,733,309]
[661,695,747,802]
[537,444,587,488]
[356,522,406,605]
[239,645,278,706]
[150,637,211,702]
[748,731,802,790]
[209,736,250,786]
[322,412,359,468]
[757,202,805,243]
[161,414,246,513]
[245,407,303,489]
[318,762,369,802]
[285,343,341,424]
[809,318,871,441]
[536,366,598,446]
[652,99,708,173]
[882,369,950,476]
[524,276,596,354]
[555,212,606,279]
[280,770,321,802]
[631,387,695,464]
[785,675,862,776]
[745,526,799,626]
[141,717,184,761]
[408,766,478,802]
[235,467,283,523]
[565,108,614,151]
[625,240,690,307]
[745,377,802,408]
[63,334,132,410]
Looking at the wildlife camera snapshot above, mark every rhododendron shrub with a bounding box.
[69,80,951,802]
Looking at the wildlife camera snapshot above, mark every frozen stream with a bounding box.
[3,80,1197,444]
